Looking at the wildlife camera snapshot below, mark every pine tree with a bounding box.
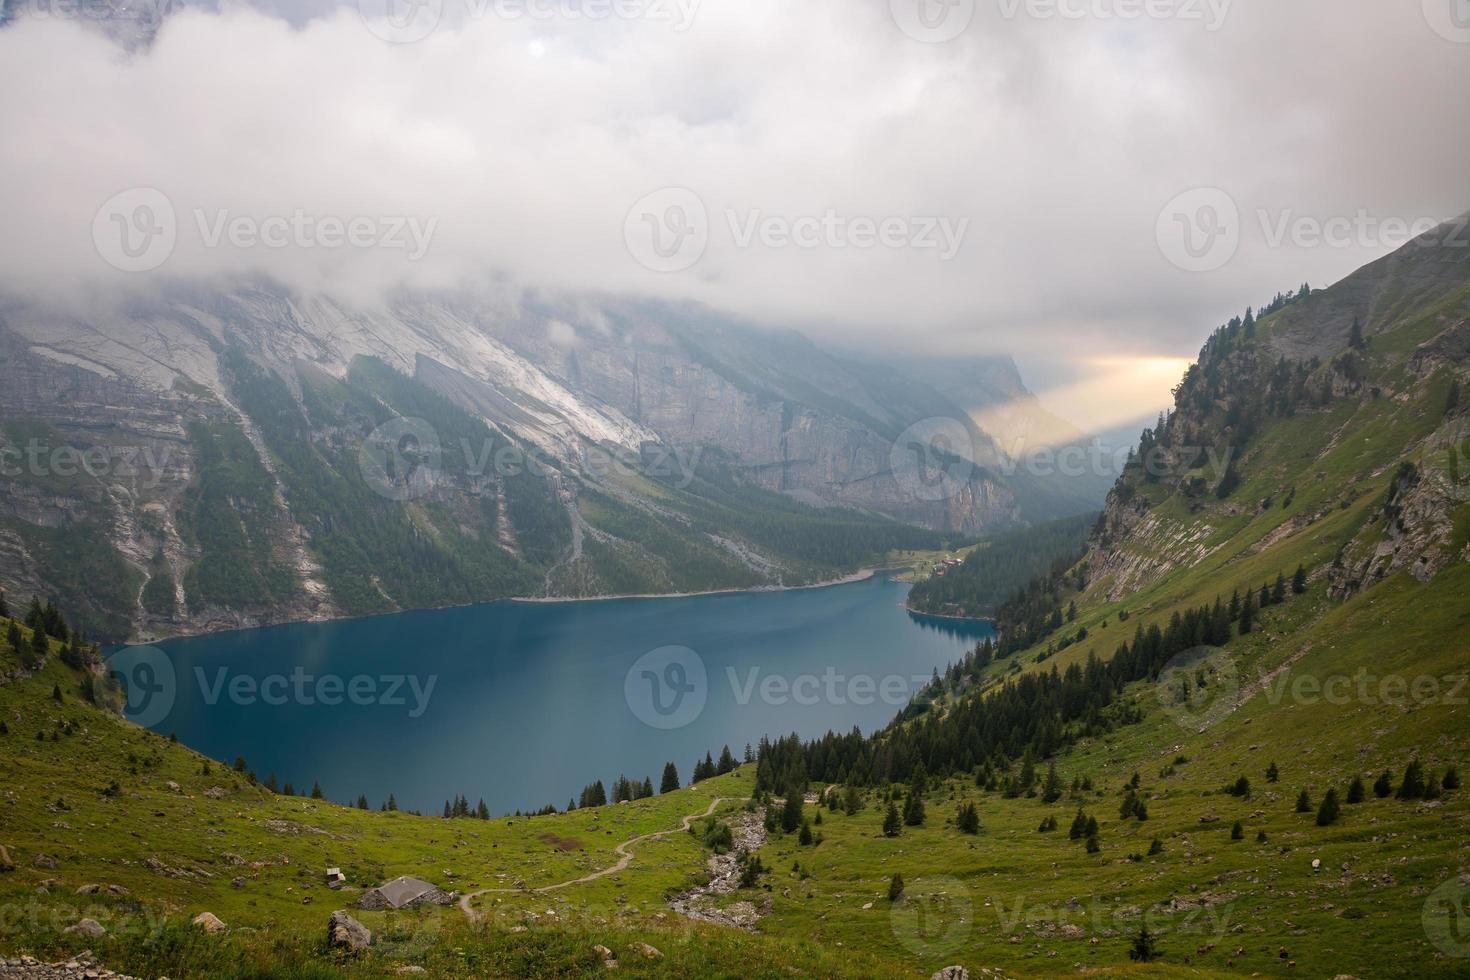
[5,621,20,653]
[843,784,862,816]
[888,872,904,901]
[1295,789,1312,812]
[882,801,902,837]
[1346,776,1365,804]
[1349,316,1366,350]
[1239,590,1256,634]
[357,794,369,810]
[798,821,813,846]
[1444,766,1461,790]
[717,745,737,775]
[781,791,804,833]
[1397,758,1426,799]
[1316,788,1340,826]
[1041,762,1062,804]
[903,792,925,827]
[1272,574,1287,605]
[1085,834,1100,853]
[1069,809,1088,840]
[386,793,398,811]
[0,589,7,619]
[1373,771,1393,798]
[264,773,278,793]
[311,781,324,799]
[661,762,680,794]
[1128,926,1159,962]
[1292,565,1308,594]
[1231,820,1243,840]
[956,801,980,834]
[1147,837,1163,855]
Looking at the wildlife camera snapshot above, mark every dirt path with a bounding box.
[459,797,733,920]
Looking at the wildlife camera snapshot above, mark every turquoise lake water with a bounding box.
[123,576,992,814]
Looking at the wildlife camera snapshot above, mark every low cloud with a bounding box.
[0,0,1465,381]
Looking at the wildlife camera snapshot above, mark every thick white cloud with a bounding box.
[0,0,1466,386]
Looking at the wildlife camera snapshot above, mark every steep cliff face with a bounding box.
[0,285,1093,639]
[1086,219,1470,603]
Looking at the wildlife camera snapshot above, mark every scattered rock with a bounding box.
[63,918,106,939]
[327,910,372,950]
[0,845,14,872]
[633,942,662,959]
[932,968,970,980]
[191,911,227,934]
[33,854,57,869]
[166,781,181,793]
[74,885,101,895]
[231,877,246,889]
[592,944,618,969]
[203,787,227,799]
[395,968,427,976]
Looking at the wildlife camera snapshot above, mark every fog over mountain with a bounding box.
[1,0,1467,429]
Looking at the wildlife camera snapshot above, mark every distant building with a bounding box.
[356,875,456,910]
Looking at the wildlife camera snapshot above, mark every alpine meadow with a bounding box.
[1,2,1468,978]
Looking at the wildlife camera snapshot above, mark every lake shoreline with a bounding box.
[900,602,996,625]
[512,568,880,605]
[128,569,886,645]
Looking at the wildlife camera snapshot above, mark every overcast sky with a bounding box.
[1,0,1467,427]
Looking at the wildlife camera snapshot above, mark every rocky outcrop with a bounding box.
[326,910,372,950]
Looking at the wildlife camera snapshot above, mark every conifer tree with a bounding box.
[1316,788,1340,826]
[1292,565,1308,594]
[386,792,397,811]
[843,783,862,816]
[888,872,904,901]
[1373,771,1393,798]
[1346,775,1365,804]
[1295,789,1312,812]
[717,745,737,775]
[781,790,804,833]
[357,794,369,810]
[661,762,680,794]
[1128,926,1159,962]
[903,791,925,827]
[1231,821,1243,840]
[882,801,902,837]
[1397,758,1426,799]
[956,801,980,834]
[1444,766,1460,790]
[1041,763,1062,804]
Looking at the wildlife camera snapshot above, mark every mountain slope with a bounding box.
[0,286,1102,640]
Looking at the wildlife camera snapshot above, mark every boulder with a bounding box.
[75,884,101,895]
[192,911,227,934]
[33,854,57,869]
[64,918,106,939]
[327,910,372,950]
[0,844,14,872]
[932,969,970,980]
[593,944,618,969]
[634,942,662,959]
